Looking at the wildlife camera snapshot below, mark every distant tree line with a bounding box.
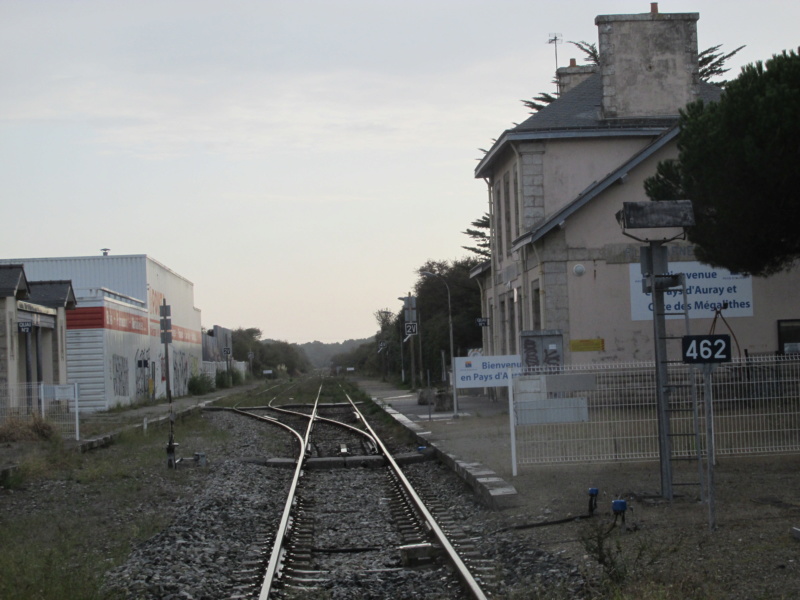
[330,257,483,387]
[231,327,311,376]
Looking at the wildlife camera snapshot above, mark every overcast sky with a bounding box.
[2,1,797,343]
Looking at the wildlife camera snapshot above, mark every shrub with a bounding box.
[215,370,232,389]
[231,369,244,386]
[581,517,679,591]
[187,373,215,395]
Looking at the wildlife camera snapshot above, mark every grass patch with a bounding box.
[0,415,58,443]
[0,411,230,600]
[0,522,108,600]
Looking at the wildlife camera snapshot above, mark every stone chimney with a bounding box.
[595,3,699,119]
[556,58,598,95]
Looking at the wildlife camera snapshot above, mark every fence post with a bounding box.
[74,382,80,441]
[508,371,517,477]
[702,363,717,530]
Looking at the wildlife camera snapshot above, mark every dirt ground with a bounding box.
[499,456,800,598]
[422,411,800,599]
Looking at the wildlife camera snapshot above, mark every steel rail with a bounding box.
[230,408,305,447]
[263,394,380,451]
[313,414,378,448]
[258,383,322,600]
[342,388,490,600]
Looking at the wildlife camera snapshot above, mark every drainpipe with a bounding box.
[530,242,546,330]
[475,276,486,353]
[510,144,528,332]
[484,177,496,355]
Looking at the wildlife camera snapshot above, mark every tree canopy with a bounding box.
[461,212,491,259]
[331,258,482,386]
[699,44,745,86]
[231,327,311,376]
[645,49,800,276]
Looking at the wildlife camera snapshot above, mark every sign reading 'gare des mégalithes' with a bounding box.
[629,261,752,320]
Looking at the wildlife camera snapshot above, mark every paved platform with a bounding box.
[353,378,519,509]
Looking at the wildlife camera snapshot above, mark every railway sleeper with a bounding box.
[229,585,262,600]
[302,455,387,468]
[293,452,434,470]
[399,542,442,567]
[283,577,329,587]
[287,551,313,562]
[231,570,262,583]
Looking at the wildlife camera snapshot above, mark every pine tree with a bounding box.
[645,49,800,276]
[461,213,491,259]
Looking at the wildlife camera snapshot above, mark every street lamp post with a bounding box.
[421,271,458,418]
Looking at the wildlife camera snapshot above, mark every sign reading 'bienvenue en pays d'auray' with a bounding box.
[454,356,522,389]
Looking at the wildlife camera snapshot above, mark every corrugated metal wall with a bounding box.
[0,255,149,301]
[66,329,105,411]
[1,255,204,410]
[145,258,202,399]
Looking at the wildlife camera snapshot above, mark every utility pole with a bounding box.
[160,299,176,468]
[401,294,418,391]
[617,200,695,499]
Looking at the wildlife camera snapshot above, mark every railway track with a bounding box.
[222,378,491,599]
[102,378,587,598]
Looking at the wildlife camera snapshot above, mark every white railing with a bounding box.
[201,360,248,383]
[0,383,80,440]
[511,355,800,466]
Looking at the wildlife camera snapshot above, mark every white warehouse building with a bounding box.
[0,254,203,411]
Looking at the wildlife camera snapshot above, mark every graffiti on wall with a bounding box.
[111,354,129,397]
[154,348,195,397]
[520,333,563,370]
[135,348,150,398]
[172,349,189,396]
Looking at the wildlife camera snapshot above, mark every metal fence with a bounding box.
[0,383,80,440]
[511,354,800,466]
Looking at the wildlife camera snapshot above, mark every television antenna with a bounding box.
[548,33,562,70]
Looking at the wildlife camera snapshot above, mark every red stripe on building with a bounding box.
[66,307,199,344]
[67,306,105,329]
[105,307,149,335]
[149,320,202,344]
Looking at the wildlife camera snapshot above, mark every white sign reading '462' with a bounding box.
[630,261,753,321]
[682,335,732,364]
[454,355,522,389]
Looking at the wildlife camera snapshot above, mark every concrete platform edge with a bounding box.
[381,406,518,510]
